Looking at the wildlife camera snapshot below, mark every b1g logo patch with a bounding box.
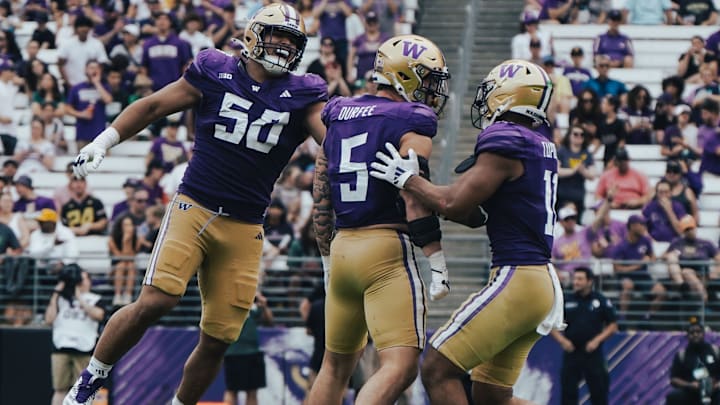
[177,202,193,211]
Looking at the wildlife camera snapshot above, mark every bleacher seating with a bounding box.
[542,24,718,98]
[51,155,146,173]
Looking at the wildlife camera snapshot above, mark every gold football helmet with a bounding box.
[243,3,307,75]
[372,35,450,115]
[471,59,553,129]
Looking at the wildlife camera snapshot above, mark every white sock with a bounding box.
[171,396,185,405]
[88,356,113,379]
[428,251,447,270]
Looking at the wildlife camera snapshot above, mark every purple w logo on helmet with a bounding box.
[498,64,522,78]
[401,41,428,59]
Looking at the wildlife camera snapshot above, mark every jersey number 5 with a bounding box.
[339,133,369,202]
[213,92,289,153]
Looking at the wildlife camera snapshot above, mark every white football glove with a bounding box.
[321,256,331,293]
[72,128,120,178]
[73,143,106,178]
[369,142,419,189]
[430,268,450,301]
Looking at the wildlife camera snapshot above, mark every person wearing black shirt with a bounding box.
[666,320,720,405]
[30,13,55,49]
[551,267,618,405]
[597,95,628,167]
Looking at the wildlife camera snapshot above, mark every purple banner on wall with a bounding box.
[114,327,715,405]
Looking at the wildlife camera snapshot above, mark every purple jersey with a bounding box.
[322,95,436,228]
[668,236,718,273]
[611,235,653,272]
[701,126,720,175]
[473,122,558,266]
[150,137,187,172]
[352,33,389,82]
[314,0,351,40]
[642,199,686,242]
[552,227,593,273]
[179,49,328,223]
[563,66,592,97]
[593,32,634,64]
[13,195,56,214]
[67,82,109,142]
[142,34,193,91]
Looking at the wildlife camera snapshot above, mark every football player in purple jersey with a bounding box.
[65,4,328,405]
[308,34,451,404]
[371,59,566,405]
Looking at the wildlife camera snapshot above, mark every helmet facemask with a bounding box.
[471,79,501,129]
[414,65,450,115]
[246,23,306,75]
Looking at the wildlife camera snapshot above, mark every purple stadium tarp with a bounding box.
[115,327,710,405]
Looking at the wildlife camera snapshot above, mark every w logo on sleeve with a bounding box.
[498,64,522,78]
[402,41,428,59]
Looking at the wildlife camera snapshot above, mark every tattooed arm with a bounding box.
[312,148,334,257]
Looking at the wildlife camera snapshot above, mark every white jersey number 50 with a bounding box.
[213,92,289,153]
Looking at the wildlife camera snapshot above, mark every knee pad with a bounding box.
[408,215,441,248]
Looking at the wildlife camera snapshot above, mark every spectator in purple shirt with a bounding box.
[588,196,627,259]
[313,0,353,66]
[65,60,113,150]
[346,11,389,85]
[664,215,720,303]
[593,10,634,68]
[699,98,720,176]
[12,174,56,218]
[357,0,402,36]
[539,0,578,24]
[141,12,193,92]
[563,46,593,97]
[552,204,594,284]
[705,27,720,62]
[611,214,666,321]
[642,179,686,243]
[146,121,187,172]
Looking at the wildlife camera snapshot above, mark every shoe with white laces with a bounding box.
[63,370,105,405]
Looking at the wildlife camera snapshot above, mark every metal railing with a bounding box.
[2,254,718,331]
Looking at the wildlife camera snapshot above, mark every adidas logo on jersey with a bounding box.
[255,233,263,240]
[279,90,292,98]
[252,85,260,92]
[218,72,233,80]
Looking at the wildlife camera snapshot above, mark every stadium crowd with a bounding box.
[4,0,720,333]
[0,0,412,328]
[516,1,720,329]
